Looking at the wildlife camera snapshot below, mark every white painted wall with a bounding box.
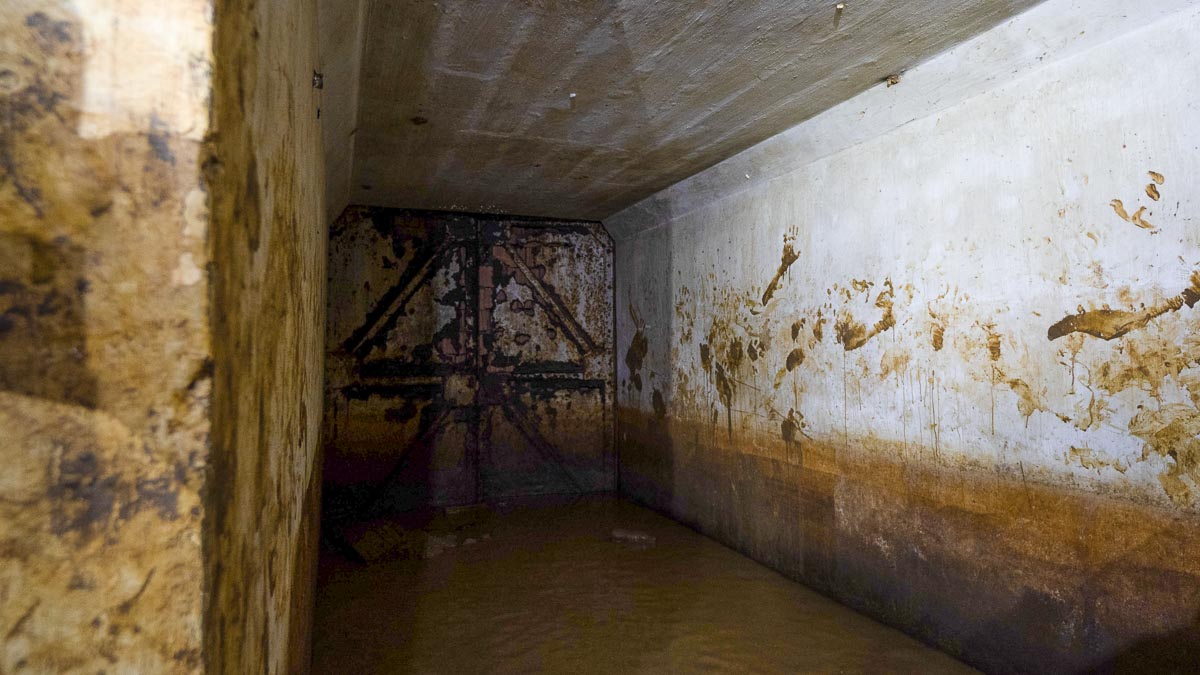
[610,0,1200,511]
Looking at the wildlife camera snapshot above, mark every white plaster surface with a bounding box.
[611,0,1200,510]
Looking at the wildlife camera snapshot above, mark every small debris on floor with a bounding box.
[423,533,458,559]
[611,528,656,547]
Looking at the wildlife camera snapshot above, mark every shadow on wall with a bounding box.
[0,0,107,576]
[616,223,678,525]
[1085,610,1200,674]
[1,5,98,410]
[0,232,105,536]
[2,2,208,669]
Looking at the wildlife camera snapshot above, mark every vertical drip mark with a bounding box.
[842,350,849,441]
[901,369,909,458]
[1069,349,1077,395]
[990,364,996,436]
[933,370,941,461]
[1019,461,1034,511]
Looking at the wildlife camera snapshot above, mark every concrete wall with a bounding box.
[317,0,365,225]
[204,0,327,672]
[1,0,213,670]
[609,1,1200,672]
[1,0,326,671]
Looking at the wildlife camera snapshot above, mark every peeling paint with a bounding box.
[323,208,614,517]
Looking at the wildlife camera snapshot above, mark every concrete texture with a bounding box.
[313,497,975,673]
[0,0,213,670]
[323,209,614,525]
[204,0,328,671]
[317,0,365,225]
[609,0,1200,671]
[347,0,1043,220]
[1,0,326,671]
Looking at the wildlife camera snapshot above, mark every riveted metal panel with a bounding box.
[323,208,613,521]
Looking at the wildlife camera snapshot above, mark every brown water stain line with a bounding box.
[1047,271,1200,341]
[761,238,799,305]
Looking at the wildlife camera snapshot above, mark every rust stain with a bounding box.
[699,343,712,374]
[931,322,945,351]
[813,310,825,341]
[761,233,799,305]
[1149,170,1165,185]
[618,411,1200,673]
[1047,272,1200,341]
[1145,183,1161,201]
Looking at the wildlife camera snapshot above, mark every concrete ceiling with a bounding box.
[328,0,1044,222]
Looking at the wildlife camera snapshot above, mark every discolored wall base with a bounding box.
[619,409,1200,673]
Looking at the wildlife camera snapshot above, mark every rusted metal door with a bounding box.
[324,209,613,517]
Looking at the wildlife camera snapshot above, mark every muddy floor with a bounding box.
[312,496,975,674]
